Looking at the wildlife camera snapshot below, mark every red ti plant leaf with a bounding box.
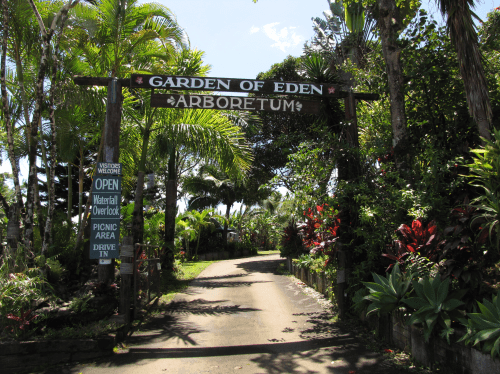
[382,242,410,271]
[395,219,440,259]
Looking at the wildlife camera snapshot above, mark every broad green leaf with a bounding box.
[443,299,464,311]
[403,297,428,310]
[425,313,438,329]
[407,313,424,326]
[372,272,390,287]
[436,278,449,305]
[423,277,436,303]
[363,282,386,294]
[492,337,500,358]
[412,280,425,299]
[478,300,499,321]
[469,314,500,330]
[366,303,380,316]
[474,329,500,342]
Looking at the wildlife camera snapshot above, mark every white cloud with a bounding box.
[258,22,304,53]
[249,26,260,34]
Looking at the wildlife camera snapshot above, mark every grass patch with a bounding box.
[257,249,280,256]
[158,260,215,305]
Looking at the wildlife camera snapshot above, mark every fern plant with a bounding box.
[459,292,500,358]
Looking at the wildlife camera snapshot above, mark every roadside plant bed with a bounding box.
[0,335,116,374]
[287,257,335,301]
[357,263,500,374]
[288,257,500,374]
[0,271,121,342]
[363,312,500,374]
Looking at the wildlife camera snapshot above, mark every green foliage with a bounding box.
[42,320,122,340]
[69,295,96,314]
[0,272,50,329]
[4,308,39,340]
[403,277,467,343]
[363,264,412,316]
[459,292,500,358]
[467,129,500,251]
[280,219,304,258]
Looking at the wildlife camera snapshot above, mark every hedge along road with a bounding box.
[52,254,417,374]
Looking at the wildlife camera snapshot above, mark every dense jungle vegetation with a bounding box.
[1,0,500,356]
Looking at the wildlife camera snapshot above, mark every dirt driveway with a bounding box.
[51,254,419,374]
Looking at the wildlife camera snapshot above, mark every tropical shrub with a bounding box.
[459,291,500,358]
[4,308,39,339]
[467,128,500,251]
[0,272,50,330]
[362,264,412,317]
[393,219,440,261]
[403,276,467,344]
[280,219,304,258]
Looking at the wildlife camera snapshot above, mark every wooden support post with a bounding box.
[98,78,123,284]
[337,248,350,319]
[345,92,359,148]
[120,236,134,323]
[335,92,358,319]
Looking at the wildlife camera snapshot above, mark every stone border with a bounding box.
[0,335,115,374]
[369,314,500,374]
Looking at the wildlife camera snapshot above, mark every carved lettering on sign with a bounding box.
[150,94,320,114]
[131,74,341,98]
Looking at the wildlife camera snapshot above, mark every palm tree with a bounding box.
[437,0,492,141]
[183,165,251,248]
[151,109,253,263]
[64,0,188,258]
[125,48,210,247]
[68,0,188,78]
[182,209,215,259]
[174,216,196,260]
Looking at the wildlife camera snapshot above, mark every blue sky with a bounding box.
[2,0,499,185]
[163,0,499,80]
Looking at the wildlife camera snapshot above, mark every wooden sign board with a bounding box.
[132,74,343,98]
[90,175,121,259]
[96,162,122,175]
[150,93,321,114]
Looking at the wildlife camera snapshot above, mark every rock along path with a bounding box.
[48,254,418,374]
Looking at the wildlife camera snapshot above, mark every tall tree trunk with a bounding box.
[132,171,145,245]
[132,124,152,247]
[439,0,492,141]
[98,78,122,283]
[1,0,22,262]
[27,0,80,255]
[67,163,73,225]
[223,202,233,249]
[163,148,177,268]
[42,13,67,254]
[376,0,407,152]
[78,151,84,228]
